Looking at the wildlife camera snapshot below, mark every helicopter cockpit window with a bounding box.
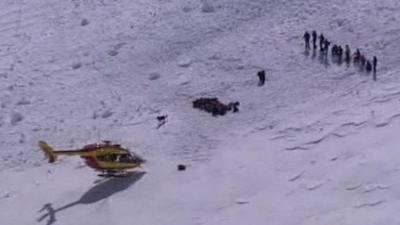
[97,154,118,162]
[117,154,133,163]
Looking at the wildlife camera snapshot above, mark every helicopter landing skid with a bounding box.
[97,171,135,178]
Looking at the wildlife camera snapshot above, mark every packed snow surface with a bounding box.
[1,0,400,224]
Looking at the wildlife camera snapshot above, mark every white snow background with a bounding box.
[1,0,400,224]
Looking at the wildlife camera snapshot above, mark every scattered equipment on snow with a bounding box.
[193,97,239,116]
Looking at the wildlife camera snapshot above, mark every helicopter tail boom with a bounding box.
[39,141,58,163]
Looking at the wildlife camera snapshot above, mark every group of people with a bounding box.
[303,30,378,80]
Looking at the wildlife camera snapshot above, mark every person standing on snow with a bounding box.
[312,30,317,49]
[337,45,343,64]
[344,45,351,66]
[303,31,311,50]
[257,70,266,86]
[319,33,325,52]
[373,56,378,73]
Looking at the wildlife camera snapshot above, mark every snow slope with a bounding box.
[1,0,400,224]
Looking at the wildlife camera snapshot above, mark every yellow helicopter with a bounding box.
[39,140,145,177]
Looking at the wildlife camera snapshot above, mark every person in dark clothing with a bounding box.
[373,56,378,73]
[366,60,372,73]
[303,31,310,50]
[345,45,351,65]
[257,70,266,86]
[312,30,317,49]
[319,34,325,51]
[337,45,343,64]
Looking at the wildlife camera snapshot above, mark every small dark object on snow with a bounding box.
[193,98,239,116]
[156,115,168,129]
[177,164,186,171]
[229,101,240,113]
[157,115,167,122]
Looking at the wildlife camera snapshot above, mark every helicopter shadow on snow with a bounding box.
[37,171,146,225]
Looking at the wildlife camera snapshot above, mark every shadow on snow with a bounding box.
[37,171,146,225]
